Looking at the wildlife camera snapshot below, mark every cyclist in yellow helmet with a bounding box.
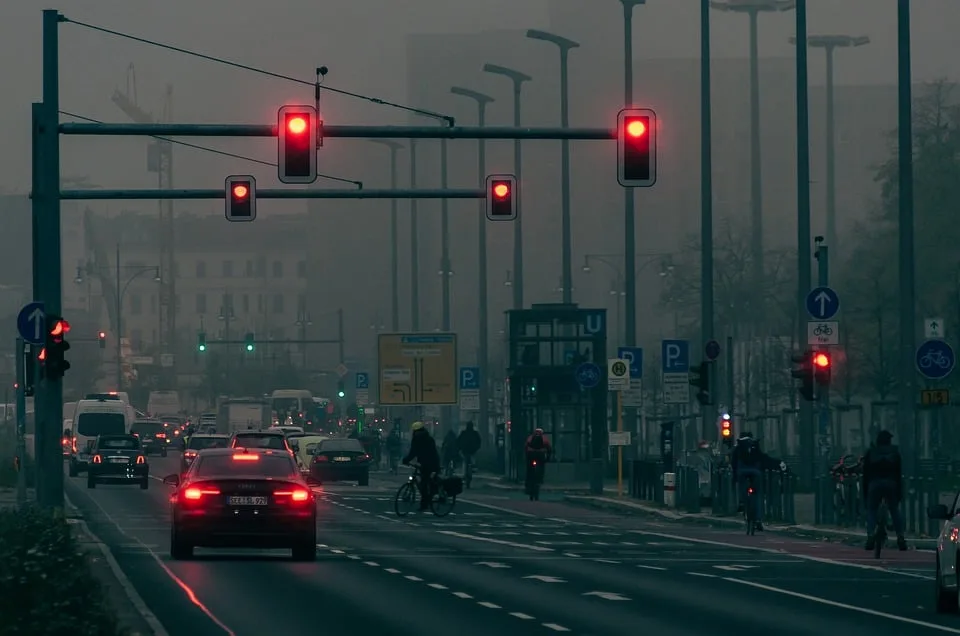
[403,421,440,511]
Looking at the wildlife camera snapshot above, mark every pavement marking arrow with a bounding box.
[474,561,511,568]
[583,591,630,601]
[523,575,566,583]
[713,565,756,572]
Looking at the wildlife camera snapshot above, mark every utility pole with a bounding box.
[815,237,829,469]
[439,138,452,331]
[409,141,420,331]
[700,0,716,440]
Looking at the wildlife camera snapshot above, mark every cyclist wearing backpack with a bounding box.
[731,432,765,531]
[862,430,907,551]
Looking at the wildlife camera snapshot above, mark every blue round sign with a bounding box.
[704,339,721,361]
[805,286,840,320]
[575,362,601,389]
[916,339,956,380]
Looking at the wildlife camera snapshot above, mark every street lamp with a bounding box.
[482,63,532,310]
[789,34,869,251]
[368,139,404,332]
[583,253,671,343]
[525,29,580,304]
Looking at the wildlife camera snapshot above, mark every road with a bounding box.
[65,454,958,636]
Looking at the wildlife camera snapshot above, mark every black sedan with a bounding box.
[180,434,230,475]
[309,438,371,486]
[163,448,317,561]
[131,419,167,457]
[87,434,149,490]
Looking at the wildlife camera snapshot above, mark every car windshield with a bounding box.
[163,416,184,426]
[319,439,364,453]
[77,413,126,437]
[131,421,163,436]
[194,454,297,478]
[188,437,229,450]
[233,434,286,450]
[98,437,140,450]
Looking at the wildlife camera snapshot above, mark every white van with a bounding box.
[68,397,132,476]
[147,390,181,417]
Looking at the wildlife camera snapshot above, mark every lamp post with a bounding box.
[525,29,580,304]
[450,85,495,440]
[368,140,404,331]
[483,64,532,310]
[582,253,673,343]
[295,309,312,367]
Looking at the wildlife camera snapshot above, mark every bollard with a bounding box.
[663,472,676,507]
[589,458,604,495]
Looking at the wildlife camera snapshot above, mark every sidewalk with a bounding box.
[472,471,624,496]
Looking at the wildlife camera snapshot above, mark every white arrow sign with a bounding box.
[583,591,630,601]
[523,575,566,583]
[28,307,44,341]
[712,565,756,572]
[925,318,945,339]
[473,561,511,569]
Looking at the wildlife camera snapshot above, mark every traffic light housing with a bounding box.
[225,175,257,222]
[813,351,831,387]
[277,105,318,184]
[485,174,517,221]
[337,380,345,399]
[197,332,206,352]
[244,332,255,352]
[23,345,37,397]
[720,413,733,446]
[617,108,658,187]
[43,315,71,380]
[791,350,815,401]
[98,330,106,349]
[688,360,714,405]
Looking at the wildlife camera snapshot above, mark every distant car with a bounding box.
[87,434,149,490]
[268,426,305,437]
[163,447,317,561]
[230,431,292,454]
[293,435,328,473]
[309,438,370,486]
[180,434,230,475]
[131,419,167,457]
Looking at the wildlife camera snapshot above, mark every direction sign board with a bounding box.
[621,379,643,407]
[459,366,481,411]
[616,347,643,379]
[607,358,630,391]
[705,339,721,361]
[916,339,956,381]
[378,333,458,405]
[805,286,840,320]
[16,302,45,345]
[575,362,601,389]
[356,389,370,405]
[355,372,370,390]
[925,318,945,339]
[807,321,839,346]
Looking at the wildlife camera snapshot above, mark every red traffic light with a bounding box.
[98,331,106,339]
[617,107,657,187]
[485,174,517,221]
[232,184,249,200]
[50,319,70,338]
[287,116,308,135]
[225,176,257,222]
[278,105,318,184]
[813,352,830,368]
[493,183,510,199]
[626,119,647,138]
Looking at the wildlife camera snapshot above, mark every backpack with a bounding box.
[738,438,760,466]
[529,435,544,450]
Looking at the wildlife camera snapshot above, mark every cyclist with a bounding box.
[524,428,552,490]
[441,429,459,477]
[457,421,482,488]
[385,427,403,474]
[862,430,907,552]
[402,421,441,512]
[731,431,765,531]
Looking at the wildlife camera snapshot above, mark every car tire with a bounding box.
[170,527,194,560]
[358,474,369,487]
[291,536,317,562]
[140,477,149,490]
[935,557,959,613]
[68,462,78,477]
[86,475,96,489]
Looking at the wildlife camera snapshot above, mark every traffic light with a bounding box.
[720,413,733,446]
[485,174,517,221]
[791,350,815,401]
[43,314,71,380]
[277,105,318,184]
[244,332,255,352]
[98,330,106,349]
[23,345,36,397]
[337,380,345,399]
[688,360,714,405]
[617,107,658,187]
[225,175,257,222]
[813,351,831,387]
[197,332,206,352]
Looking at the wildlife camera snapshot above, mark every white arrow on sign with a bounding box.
[814,290,832,316]
[583,591,630,601]
[712,565,756,572]
[523,575,566,583]
[28,307,44,341]
[473,561,511,569]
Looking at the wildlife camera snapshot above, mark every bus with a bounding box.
[270,389,313,427]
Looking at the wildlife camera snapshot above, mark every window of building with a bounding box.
[222,260,233,278]
[131,329,143,350]
[196,293,207,314]
[130,294,142,315]
[272,261,283,278]
[297,260,307,278]
[256,257,266,277]
[196,261,207,278]
[242,294,250,313]
[272,294,284,314]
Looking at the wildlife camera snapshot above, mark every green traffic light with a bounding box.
[246,344,254,352]
[198,344,206,352]
[338,390,345,398]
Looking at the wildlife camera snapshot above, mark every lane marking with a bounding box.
[384,568,401,574]
[453,591,473,599]
[510,612,535,619]
[543,623,571,632]
[688,572,718,578]
[724,577,960,633]
[363,561,380,567]
[437,531,555,552]
[478,601,502,609]
[428,583,448,590]
[404,575,424,582]
[594,559,621,564]
[637,565,667,571]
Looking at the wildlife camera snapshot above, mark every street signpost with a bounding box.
[607,358,630,391]
[921,389,950,407]
[378,333,458,405]
[806,320,840,346]
[335,363,349,378]
[661,339,690,404]
[925,318,945,340]
[459,366,481,411]
[355,372,370,405]
[617,346,643,407]
[16,302,45,345]
[805,286,840,320]
[575,362,601,389]
[916,339,956,381]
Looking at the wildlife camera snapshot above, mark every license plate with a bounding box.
[334,456,351,462]
[228,496,267,506]
[109,457,128,464]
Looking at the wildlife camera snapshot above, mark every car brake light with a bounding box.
[233,454,259,461]
[173,429,180,436]
[136,455,145,464]
[275,488,310,502]
[532,460,537,466]
[183,486,221,500]
[92,455,102,464]
[184,450,198,458]
[356,454,370,462]
[747,487,754,495]
[132,433,139,438]
[156,433,166,439]
[314,455,329,462]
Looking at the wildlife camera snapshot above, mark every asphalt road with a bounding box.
[64,456,960,636]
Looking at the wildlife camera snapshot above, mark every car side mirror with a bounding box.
[928,503,951,520]
[162,474,180,487]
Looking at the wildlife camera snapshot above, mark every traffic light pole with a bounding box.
[62,189,487,201]
[816,241,830,467]
[15,337,27,508]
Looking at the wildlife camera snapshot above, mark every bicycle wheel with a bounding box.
[746,492,755,535]
[394,481,418,517]
[431,484,457,517]
[874,507,886,558]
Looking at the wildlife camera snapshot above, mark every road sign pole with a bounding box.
[15,337,27,508]
[816,242,831,465]
[617,389,624,498]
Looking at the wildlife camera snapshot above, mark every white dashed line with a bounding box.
[428,583,448,590]
[543,623,571,632]
[330,549,345,554]
[510,612,535,620]
[346,554,360,560]
[687,572,718,578]
[453,591,473,599]
[563,552,581,558]
[637,565,667,571]
[594,559,621,564]
[405,575,424,582]
[363,561,380,567]
[384,568,401,574]
[478,601,502,609]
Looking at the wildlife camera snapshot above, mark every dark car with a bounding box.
[131,419,167,457]
[309,438,371,486]
[87,434,149,490]
[162,448,316,561]
[181,434,230,475]
[230,431,292,454]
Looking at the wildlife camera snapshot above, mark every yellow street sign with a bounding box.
[378,333,458,405]
[921,389,950,406]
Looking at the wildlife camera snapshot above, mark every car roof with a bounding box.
[234,430,284,436]
[191,433,229,439]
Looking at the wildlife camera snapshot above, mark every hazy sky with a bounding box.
[2,0,957,192]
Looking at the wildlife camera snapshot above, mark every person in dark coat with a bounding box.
[862,430,907,551]
[402,422,441,511]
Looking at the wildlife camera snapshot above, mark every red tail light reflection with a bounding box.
[183,487,220,500]
[232,454,259,461]
[92,455,102,464]
[136,455,145,464]
[275,488,310,502]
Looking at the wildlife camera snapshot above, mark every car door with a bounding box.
[941,491,960,573]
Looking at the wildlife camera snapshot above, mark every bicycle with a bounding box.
[874,500,890,558]
[744,476,757,536]
[463,455,474,489]
[394,465,459,518]
[813,324,833,337]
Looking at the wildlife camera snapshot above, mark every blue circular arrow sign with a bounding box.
[575,362,601,389]
[805,286,840,320]
[916,339,956,380]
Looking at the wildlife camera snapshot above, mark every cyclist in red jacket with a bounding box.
[524,428,552,487]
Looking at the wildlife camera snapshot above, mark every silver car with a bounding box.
[929,498,960,612]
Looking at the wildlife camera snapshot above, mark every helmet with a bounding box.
[411,421,424,432]
[533,427,544,436]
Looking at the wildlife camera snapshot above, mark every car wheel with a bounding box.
[170,527,194,560]
[358,474,369,487]
[86,475,96,489]
[140,477,149,490]
[935,556,958,613]
[68,462,78,477]
[291,536,317,562]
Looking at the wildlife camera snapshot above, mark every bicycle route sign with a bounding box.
[916,339,956,380]
[806,320,839,346]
